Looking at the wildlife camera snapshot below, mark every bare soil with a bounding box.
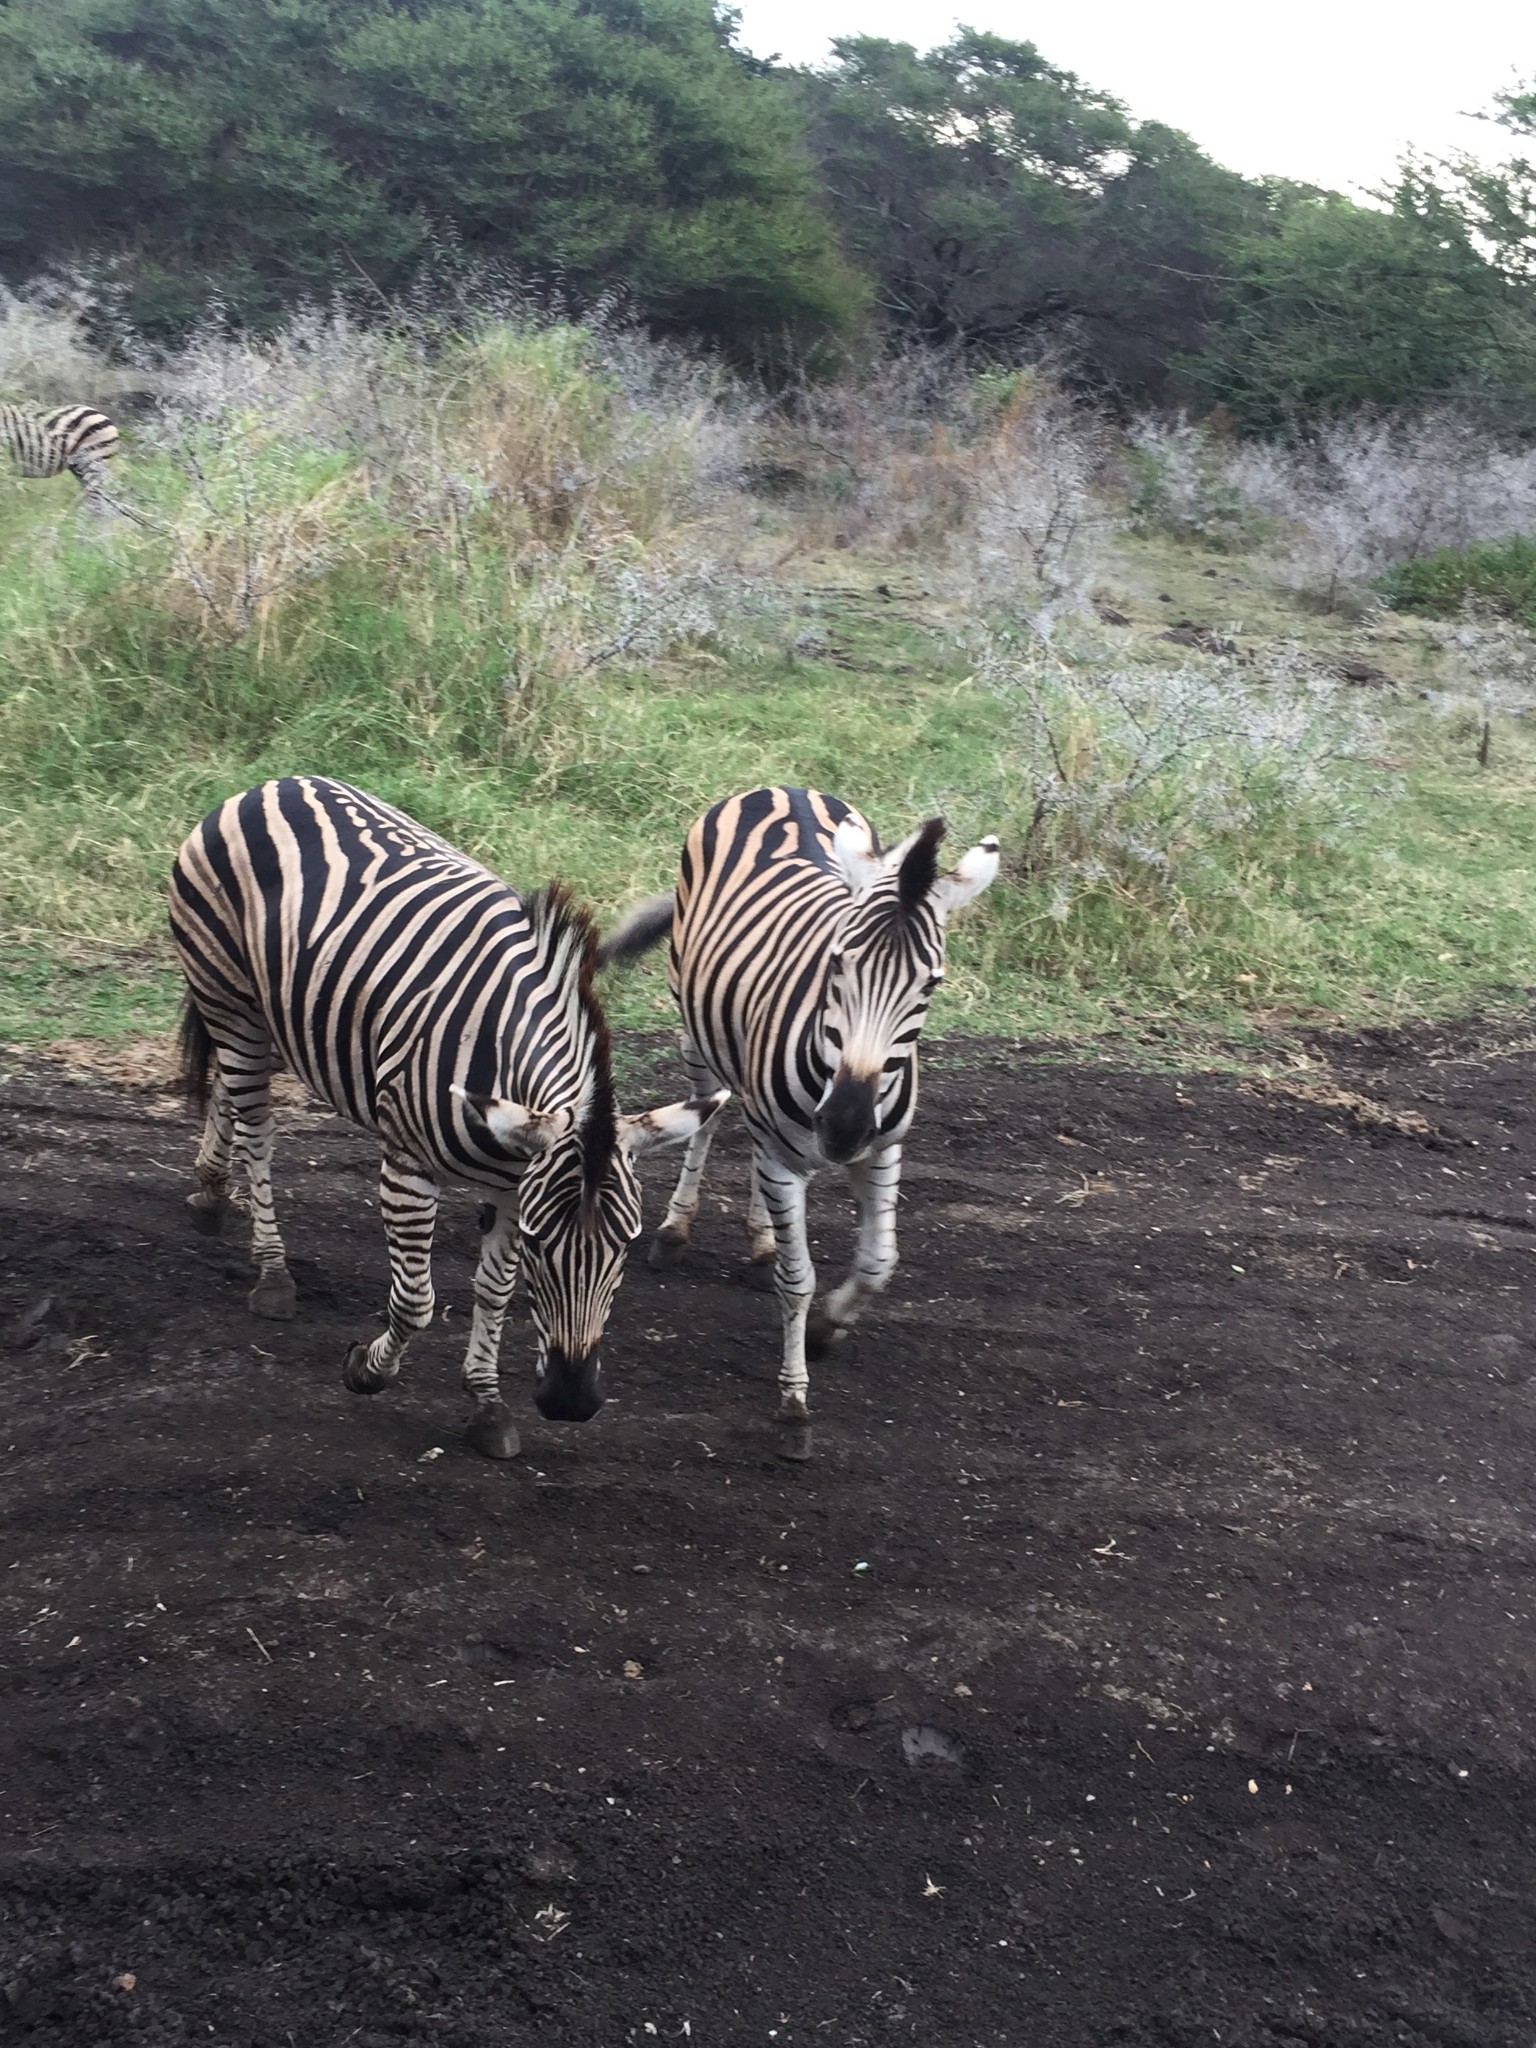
[2,1028,1535,2047]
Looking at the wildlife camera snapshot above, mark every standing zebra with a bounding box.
[170,777,725,1460]
[598,786,999,1457]
[1,403,120,496]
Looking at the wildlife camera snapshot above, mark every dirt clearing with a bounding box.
[2,1031,1534,2046]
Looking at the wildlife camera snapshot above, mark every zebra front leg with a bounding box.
[343,1151,438,1395]
[458,1197,522,1461]
[755,1151,816,1460]
[806,1144,902,1361]
[744,1156,778,1290]
[186,1065,236,1237]
[648,1038,722,1269]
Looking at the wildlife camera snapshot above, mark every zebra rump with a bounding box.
[1,402,120,491]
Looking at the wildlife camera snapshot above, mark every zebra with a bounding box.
[1,403,120,497]
[170,776,726,1460]
[598,785,999,1458]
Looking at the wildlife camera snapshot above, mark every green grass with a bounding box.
[3,406,1534,1063]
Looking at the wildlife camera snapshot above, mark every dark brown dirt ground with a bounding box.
[2,1025,1535,2048]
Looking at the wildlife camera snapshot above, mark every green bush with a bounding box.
[1376,536,1536,626]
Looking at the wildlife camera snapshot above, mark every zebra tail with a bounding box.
[595,892,676,970]
[177,994,216,1114]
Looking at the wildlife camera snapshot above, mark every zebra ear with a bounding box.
[452,1085,575,1154]
[618,1088,730,1156]
[832,816,882,895]
[933,836,1002,918]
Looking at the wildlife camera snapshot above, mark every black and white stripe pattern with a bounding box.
[600,785,998,1455]
[2,403,120,495]
[170,777,724,1459]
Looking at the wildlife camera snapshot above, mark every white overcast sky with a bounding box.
[732,0,1531,199]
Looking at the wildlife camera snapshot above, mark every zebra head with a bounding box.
[814,815,1000,1165]
[458,1085,728,1421]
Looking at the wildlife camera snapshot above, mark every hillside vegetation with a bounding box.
[2,3,1535,426]
[3,296,1535,1057]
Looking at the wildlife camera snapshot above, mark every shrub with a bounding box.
[763,354,1118,619]
[1126,414,1252,549]
[977,631,1377,929]
[1377,536,1536,628]
[1224,411,1536,609]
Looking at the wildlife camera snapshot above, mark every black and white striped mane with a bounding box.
[523,880,618,1214]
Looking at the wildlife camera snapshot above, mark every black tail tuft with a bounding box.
[177,995,216,1115]
[595,892,676,970]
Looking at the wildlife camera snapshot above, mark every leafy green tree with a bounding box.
[1424,79,1536,289]
[797,29,1266,402]
[0,0,864,356]
[1190,174,1536,431]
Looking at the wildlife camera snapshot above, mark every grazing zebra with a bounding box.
[598,785,999,1457]
[1,403,120,495]
[170,777,726,1460]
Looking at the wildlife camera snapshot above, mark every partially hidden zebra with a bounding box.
[170,777,726,1460]
[598,785,999,1457]
[1,403,120,497]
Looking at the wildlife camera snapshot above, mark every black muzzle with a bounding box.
[814,1072,879,1165]
[535,1348,605,1422]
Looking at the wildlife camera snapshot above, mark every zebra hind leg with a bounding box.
[648,1037,722,1269]
[805,1145,902,1361]
[343,1148,437,1395]
[187,1064,237,1236]
[743,1155,778,1290]
[457,1197,522,1460]
[228,1042,297,1320]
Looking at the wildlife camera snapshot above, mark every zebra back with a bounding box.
[170,777,614,1191]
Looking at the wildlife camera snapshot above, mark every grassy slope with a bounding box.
[2,490,1533,1057]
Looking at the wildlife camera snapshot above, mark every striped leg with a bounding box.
[754,1148,816,1459]
[744,1155,778,1288]
[458,1197,522,1461]
[807,1144,903,1359]
[343,1149,437,1394]
[215,1031,296,1321]
[187,1065,237,1236]
[648,1036,722,1269]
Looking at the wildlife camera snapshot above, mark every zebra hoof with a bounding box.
[466,1401,521,1461]
[648,1226,689,1271]
[342,1341,395,1394]
[186,1192,231,1237]
[746,1253,777,1292]
[804,1306,847,1363]
[776,1416,813,1462]
[248,1270,297,1320]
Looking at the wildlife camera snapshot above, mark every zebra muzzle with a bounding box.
[535,1346,605,1423]
[814,1071,879,1165]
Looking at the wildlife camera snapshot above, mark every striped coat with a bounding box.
[600,786,999,1455]
[2,403,119,494]
[171,777,723,1459]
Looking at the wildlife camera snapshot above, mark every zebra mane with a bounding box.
[524,881,618,1205]
[897,818,947,918]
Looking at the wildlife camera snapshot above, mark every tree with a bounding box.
[0,0,864,357]
[1189,174,1536,432]
[797,29,1265,403]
